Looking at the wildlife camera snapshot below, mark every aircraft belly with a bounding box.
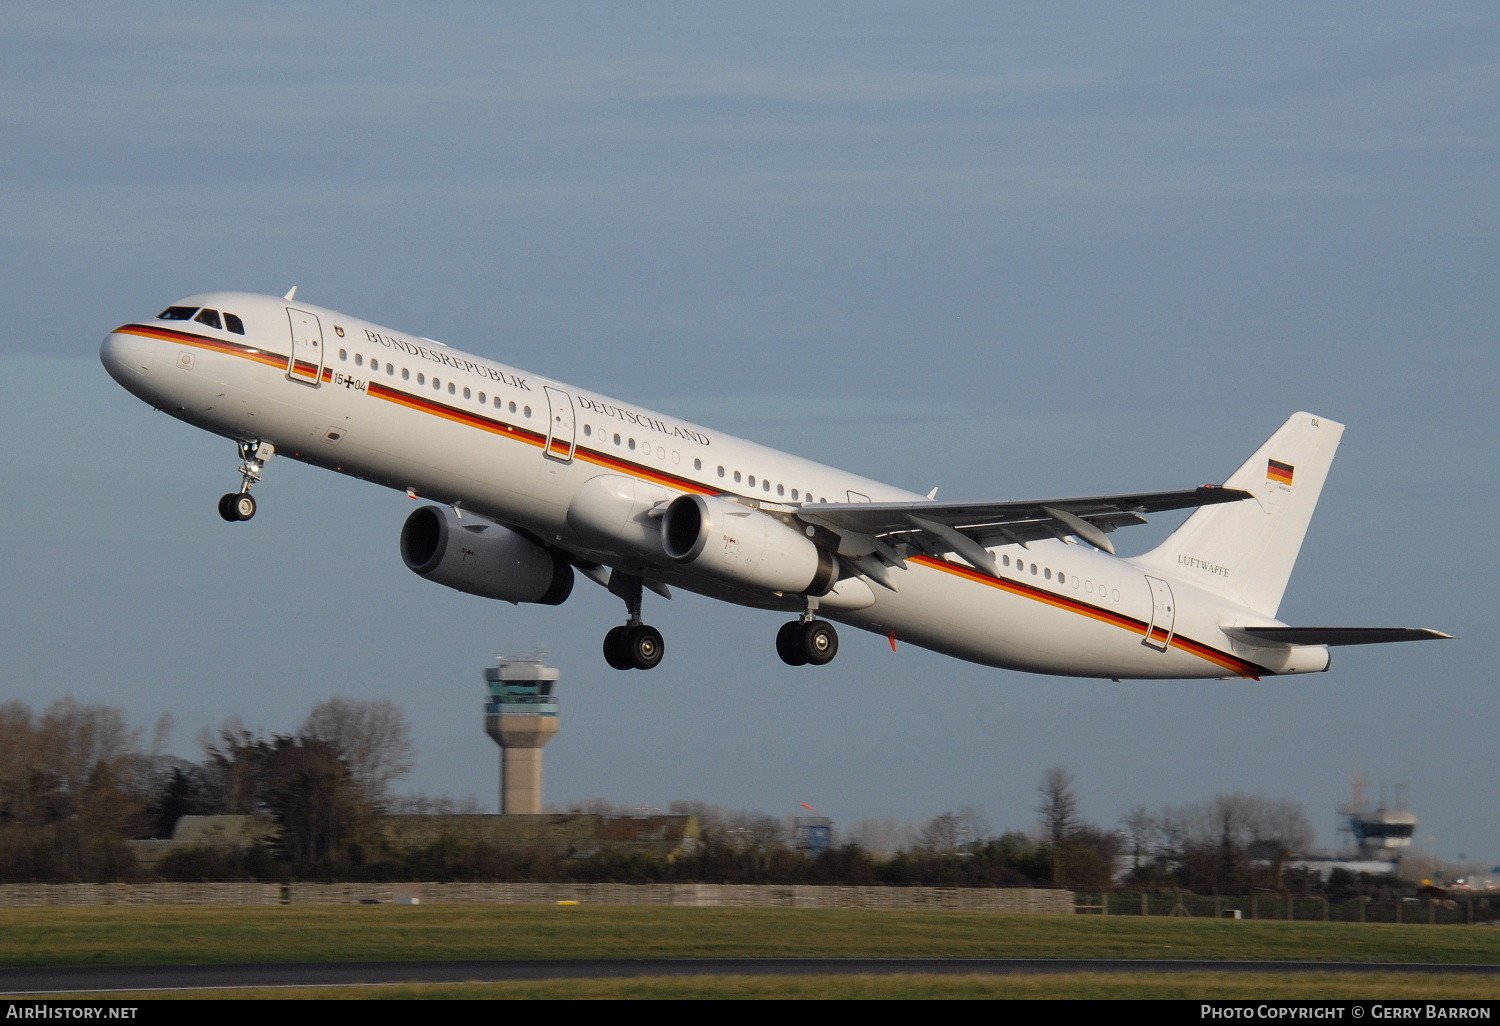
[831,561,1240,679]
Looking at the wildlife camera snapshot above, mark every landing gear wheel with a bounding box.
[626,624,664,670]
[800,619,838,666]
[219,492,256,522]
[603,625,633,671]
[776,620,809,666]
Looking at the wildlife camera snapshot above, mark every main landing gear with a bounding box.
[603,572,665,671]
[218,440,274,522]
[776,609,839,667]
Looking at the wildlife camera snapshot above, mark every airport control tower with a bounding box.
[483,655,560,815]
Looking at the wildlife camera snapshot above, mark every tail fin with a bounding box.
[1136,412,1344,617]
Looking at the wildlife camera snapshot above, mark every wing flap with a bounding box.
[797,486,1250,553]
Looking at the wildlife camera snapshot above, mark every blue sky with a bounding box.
[2,3,1495,863]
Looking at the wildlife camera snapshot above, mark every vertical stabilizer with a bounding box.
[1136,412,1343,617]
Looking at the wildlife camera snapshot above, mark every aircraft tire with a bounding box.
[231,493,257,521]
[626,624,664,670]
[800,620,838,665]
[217,494,239,522]
[776,620,809,666]
[603,626,633,671]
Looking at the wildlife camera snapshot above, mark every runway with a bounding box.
[4,958,1499,994]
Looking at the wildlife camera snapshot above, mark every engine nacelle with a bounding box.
[660,493,837,596]
[400,505,573,605]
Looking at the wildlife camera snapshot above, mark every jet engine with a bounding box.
[400,505,574,605]
[659,493,837,596]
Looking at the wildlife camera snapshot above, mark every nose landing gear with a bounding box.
[218,440,275,522]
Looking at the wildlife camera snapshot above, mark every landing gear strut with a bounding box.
[219,440,274,522]
[777,603,839,667]
[603,572,665,670]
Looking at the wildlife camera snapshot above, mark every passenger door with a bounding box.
[286,308,324,387]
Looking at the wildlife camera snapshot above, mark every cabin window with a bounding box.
[763,479,771,492]
[693,458,701,470]
[224,313,245,334]
[1044,568,1052,581]
[478,391,486,404]
[748,475,756,488]
[158,306,197,320]
[523,406,532,418]
[462,386,471,399]
[628,438,636,450]
[734,471,742,483]
[777,484,785,496]
[338,349,348,362]
[402,368,410,380]
[432,377,441,390]
[717,466,725,478]
[1030,563,1038,575]
[1002,554,1010,567]
[509,401,517,413]
[448,382,457,395]
[791,489,799,500]
[1057,572,1066,585]
[417,373,425,385]
[583,425,592,437]
[354,353,363,367]
[613,433,621,445]
[386,362,394,375]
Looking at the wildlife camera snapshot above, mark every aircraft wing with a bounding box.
[795,485,1251,581]
[1225,627,1454,647]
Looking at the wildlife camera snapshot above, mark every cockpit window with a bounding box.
[194,308,222,329]
[224,312,245,335]
[158,306,198,320]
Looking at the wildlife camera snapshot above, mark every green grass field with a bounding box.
[3,906,1498,999]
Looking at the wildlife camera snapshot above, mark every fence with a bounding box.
[0,882,1072,913]
[1075,889,1498,925]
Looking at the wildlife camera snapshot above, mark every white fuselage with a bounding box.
[100,291,1326,680]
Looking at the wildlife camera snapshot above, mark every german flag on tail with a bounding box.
[1267,459,1295,486]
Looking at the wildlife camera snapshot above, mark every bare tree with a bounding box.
[300,697,415,807]
[1036,765,1080,849]
[1037,766,1083,887]
[918,806,990,853]
[848,817,915,857]
[1119,805,1161,877]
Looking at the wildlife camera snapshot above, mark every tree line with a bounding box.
[0,699,1418,895]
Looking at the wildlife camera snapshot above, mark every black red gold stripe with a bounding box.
[364,381,717,495]
[911,555,1271,678]
[1267,459,1294,485]
[119,324,287,371]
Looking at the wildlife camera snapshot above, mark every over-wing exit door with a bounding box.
[543,386,576,462]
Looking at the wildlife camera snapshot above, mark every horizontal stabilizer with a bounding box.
[1225,626,1454,647]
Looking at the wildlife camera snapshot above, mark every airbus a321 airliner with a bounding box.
[100,290,1449,677]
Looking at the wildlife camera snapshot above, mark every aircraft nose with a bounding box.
[100,328,162,396]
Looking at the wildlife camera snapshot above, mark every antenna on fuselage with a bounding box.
[283,286,298,300]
